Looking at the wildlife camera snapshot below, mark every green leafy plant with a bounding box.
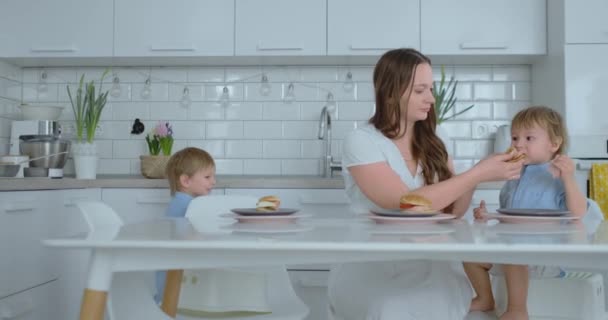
[67,70,110,143]
[433,66,474,125]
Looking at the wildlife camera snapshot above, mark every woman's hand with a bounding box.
[472,153,524,182]
[473,200,488,220]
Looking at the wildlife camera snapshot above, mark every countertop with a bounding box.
[0,175,505,191]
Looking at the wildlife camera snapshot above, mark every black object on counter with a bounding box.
[131,118,145,135]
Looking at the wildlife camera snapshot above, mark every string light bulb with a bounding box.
[37,70,48,94]
[110,73,122,98]
[325,92,336,112]
[343,71,354,92]
[180,86,191,108]
[140,76,152,99]
[283,82,296,103]
[259,73,271,96]
[220,86,230,107]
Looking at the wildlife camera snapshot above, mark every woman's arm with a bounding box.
[349,153,522,211]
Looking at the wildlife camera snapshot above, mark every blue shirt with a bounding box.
[499,162,567,210]
[165,191,194,218]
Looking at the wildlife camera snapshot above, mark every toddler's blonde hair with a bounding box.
[165,147,215,195]
[511,105,568,155]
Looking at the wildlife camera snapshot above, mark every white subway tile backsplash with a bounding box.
[1,64,532,175]
[244,159,282,175]
[106,84,133,102]
[453,159,474,174]
[243,121,282,139]
[263,140,301,158]
[206,121,243,139]
[225,140,263,158]
[263,102,300,120]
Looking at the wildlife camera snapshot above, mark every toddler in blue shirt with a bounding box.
[155,147,216,304]
[464,106,588,320]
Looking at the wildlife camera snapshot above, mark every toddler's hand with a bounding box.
[473,200,488,220]
[550,155,575,179]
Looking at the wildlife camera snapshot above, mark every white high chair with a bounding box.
[75,199,308,320]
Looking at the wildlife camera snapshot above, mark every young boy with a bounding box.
[464,106,588,320]
[155,147,216,303]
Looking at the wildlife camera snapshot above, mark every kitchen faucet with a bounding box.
[318,100,342,178]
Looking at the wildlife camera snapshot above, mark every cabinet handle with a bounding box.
[136,197,170,204]
[349,45,394,51]
[30,46,77,53]
[64,197,90,207]
[460,42,508,50]
[149,46,196,52]
[3,204,35,214]
[256,44,303,51]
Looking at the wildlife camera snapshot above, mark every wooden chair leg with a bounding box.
[161,269,184,317]
[79,288,108,320]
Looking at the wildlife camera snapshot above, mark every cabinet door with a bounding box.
[328,0,419,55]
[0,0,113,57]
[115,0,234,57]
[235,0,326,56]
[288,270,329,320]
[421,0,546,55]
[564,44,608,136]
[565,0,608,44]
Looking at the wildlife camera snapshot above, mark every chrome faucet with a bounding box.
[318,98,342,177]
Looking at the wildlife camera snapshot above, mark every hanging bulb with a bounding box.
[141,76,152,99]
[37,70,48,94]
[326,92,336,112]
[220,86,230,107]
[283,82,296,103]
[110,74,122,98]
[259,74,271,96]
[180,86,192,108]
[343,71,354,92]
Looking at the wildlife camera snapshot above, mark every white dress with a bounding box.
[328,124,473,320]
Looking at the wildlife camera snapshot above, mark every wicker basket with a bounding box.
[140,155,170,179]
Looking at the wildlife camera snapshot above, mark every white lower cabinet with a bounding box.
[288,270,330,320]
[0,279,59,320]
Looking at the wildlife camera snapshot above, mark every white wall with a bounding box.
[0,61,21,155]
[10,64,531,176]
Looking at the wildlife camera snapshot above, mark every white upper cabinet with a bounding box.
[0,0,113,58]
[235,0,326,56]
[328,0,419,55]
[565,0,608,44]
[564,45,608,136]
[114,0,234,57]
[421,0,546,55]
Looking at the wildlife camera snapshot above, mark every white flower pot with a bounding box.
[72,142,98,179]
[436,123,453,156]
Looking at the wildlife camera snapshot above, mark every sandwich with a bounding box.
[505,146,526,163]
[399,194,434,213]
[256,195,281,212]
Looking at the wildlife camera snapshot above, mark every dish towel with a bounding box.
[590,163,608,219]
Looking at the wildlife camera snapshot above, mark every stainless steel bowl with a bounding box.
[19,137,70,168]
[0,164,19,177]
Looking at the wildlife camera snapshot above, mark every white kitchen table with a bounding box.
[43,216,608,320]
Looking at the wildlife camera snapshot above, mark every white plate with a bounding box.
[496,208,570,217]
[221,223,313,234]
[367,213,455,224]
[231,208,299,216]
[220,213,312,224]
[486,213,580,224]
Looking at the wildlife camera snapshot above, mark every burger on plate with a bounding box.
[399,194,434,213]
[256,195,281,212]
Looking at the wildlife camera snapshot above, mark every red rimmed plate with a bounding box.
[230,208,299,216]
[367,213,455,224]
[486,213,580,224]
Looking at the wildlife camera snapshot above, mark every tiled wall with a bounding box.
[0,61,21,155]
[11,65,530,176]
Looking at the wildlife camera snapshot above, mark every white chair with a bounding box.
[75,199,308,320]
[182,195,309,320]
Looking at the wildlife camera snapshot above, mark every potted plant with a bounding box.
[432,65,474,155]
[67,70,110,179]
[140,121,174,178]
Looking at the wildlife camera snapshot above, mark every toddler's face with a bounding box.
[510,124,560,164]
[183,166,216,196]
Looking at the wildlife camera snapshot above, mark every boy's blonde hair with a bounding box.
[511,105,568,155]
[165,147,215,195]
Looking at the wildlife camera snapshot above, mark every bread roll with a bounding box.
[399,194,433,212]
[256,195,280,212]
[504,147,526,163]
